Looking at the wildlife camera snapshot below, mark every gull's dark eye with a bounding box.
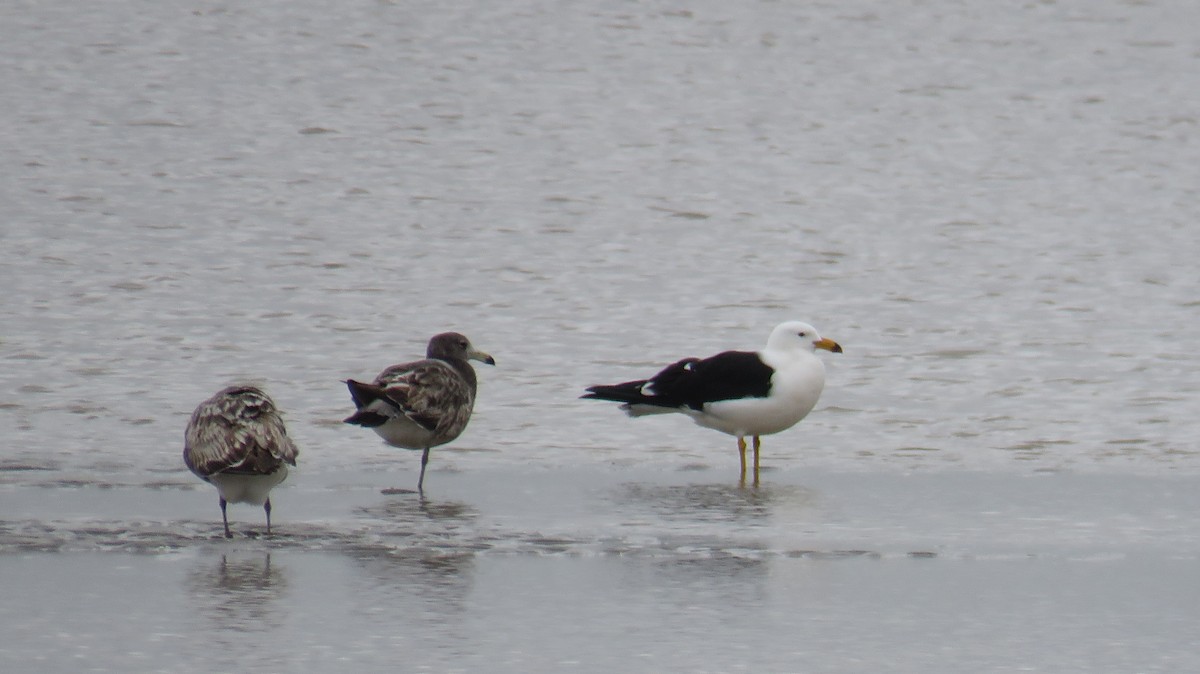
[797,332,807,338]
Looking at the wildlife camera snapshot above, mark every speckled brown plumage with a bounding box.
[184,385,298,537]
[344,332,494,492]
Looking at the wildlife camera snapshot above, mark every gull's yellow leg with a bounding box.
[737,436,747,483]
[752,436,761,486]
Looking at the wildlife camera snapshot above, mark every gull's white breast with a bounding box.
[692,350,826,437]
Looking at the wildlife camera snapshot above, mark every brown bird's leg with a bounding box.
[220,497,232,539]
[417,446,430,493]
[737,436,747,484]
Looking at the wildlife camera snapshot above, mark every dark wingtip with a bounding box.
[344,379,380,409]
[344,411,388,428]
[581,385,633,403]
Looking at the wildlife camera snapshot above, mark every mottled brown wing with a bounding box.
[375,360,475,436]
[184,386,299,479]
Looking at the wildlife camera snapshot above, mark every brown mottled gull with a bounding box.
[343,332,495,492]
[184,385,299,538]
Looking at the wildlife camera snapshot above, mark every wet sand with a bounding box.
[3,466,1198,672]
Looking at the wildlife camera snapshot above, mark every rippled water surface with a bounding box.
[3,0,1199,671]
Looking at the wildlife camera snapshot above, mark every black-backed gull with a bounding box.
[583,321,841,483]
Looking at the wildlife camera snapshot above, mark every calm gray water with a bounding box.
[2,0,1199,671]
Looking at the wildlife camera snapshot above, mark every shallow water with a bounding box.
[4,468,1200,672]
[3,0,1200,671]
[5,549,1199,673]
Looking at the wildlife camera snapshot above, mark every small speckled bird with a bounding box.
[184,385,299,538]
[343,332,495,493]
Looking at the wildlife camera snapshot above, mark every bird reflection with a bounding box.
[344,491,481,621]
[357,494,477,523]
[610,480,820,562]
[349,546,475,620]
[621,481,801,524]
[352,494,485,560]
[658,551,771,585]
[186,553,288,633]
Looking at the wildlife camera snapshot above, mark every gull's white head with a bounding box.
[765,321,843,354]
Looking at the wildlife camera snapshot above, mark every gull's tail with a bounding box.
[582,382,680,417]
[343,379,390,427]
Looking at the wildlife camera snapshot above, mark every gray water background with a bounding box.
[2,0,1199,671]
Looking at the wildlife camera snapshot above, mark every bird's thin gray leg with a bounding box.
[417,446,430,492]
[220,497,232,539]
[264,497,272,536]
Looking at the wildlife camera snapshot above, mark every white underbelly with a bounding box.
[692,360,825,437]
[209,467,288,505]
[693,396,816,437]
[374,417,439,450]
